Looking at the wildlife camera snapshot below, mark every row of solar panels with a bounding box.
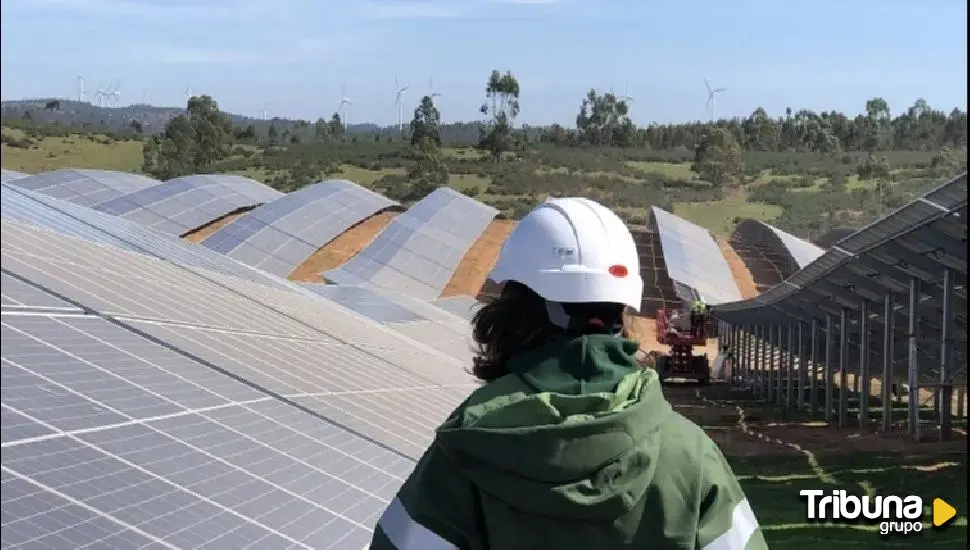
[2,187,490,548]
[3,168,830,313]
[647,206,824,307]
[3,169,499,301]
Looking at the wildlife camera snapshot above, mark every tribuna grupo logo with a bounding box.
[800,489,924,535]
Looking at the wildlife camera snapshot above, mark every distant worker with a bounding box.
[370,197,767,550]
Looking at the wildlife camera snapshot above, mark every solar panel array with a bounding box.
[8,169,160,207]
[650,206,742,305]
[201,180,398,278]
[1,184,297,293]
[94,174,283,236]
[324,188,498,300]
[1,169,28,183]
[761,222,824,269]
[2,185,479,546]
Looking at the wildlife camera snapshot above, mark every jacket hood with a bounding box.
[436,334,672,520]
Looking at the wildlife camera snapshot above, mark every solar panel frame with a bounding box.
[93,175,283,236]
[1,169,29,183]
[199,180,398,277]
[324,188,497,299]
[2,185,299,292]
[650,206,742,305]
[1,316,405,549]
[7,169,161,207]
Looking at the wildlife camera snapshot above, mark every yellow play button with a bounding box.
[933,498,957,527]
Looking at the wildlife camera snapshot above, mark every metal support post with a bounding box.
[859,300,871,429]
[839,307,850,428]
[940,269,954,440]
[767,325,777,402]
[907,278,920,436]
[798,322,807,411]
[825,315,835,423]
[810,318,818,415]
[882,294,895,432]
[786,323,795,408]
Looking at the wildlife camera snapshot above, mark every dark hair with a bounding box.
[470,281,635,382]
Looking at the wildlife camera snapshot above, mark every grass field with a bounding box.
[674,195,784,235]
[668,385,968,549]
[1,128,143,172]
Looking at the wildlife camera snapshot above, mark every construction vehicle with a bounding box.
[654,307,712,384]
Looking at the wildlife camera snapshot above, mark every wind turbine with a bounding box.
[704,79,727,122]
[77,74,85,103]
[108,81,122,107]
[262,102,270,121]
[428,77,441,99]
[95,83,108,107]
[337,84,352,126]
[394,77,409,133]
[619,79,635,104]
[184,86,193,104]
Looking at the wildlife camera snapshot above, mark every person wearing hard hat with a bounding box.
[370,198,767,550]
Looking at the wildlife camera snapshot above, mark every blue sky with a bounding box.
[1,0,967,126]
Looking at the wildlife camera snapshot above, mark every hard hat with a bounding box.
[487,197,643,311]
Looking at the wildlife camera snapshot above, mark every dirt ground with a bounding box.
[664,383,968,458]
[440,219,517,298]
[181,210,249,243]
[717,237,760,299]
[287,211,397,282]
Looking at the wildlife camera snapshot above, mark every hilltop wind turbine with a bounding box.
[704,79,727,122]
[619,79,635,104]
[337,84,352,126]
[394,77,409,133]
[184,86,193,103]
[428,77,441,99]
[95,83,109,107]
[108,81,122,107]
[77,74,85,103]
[262,102,270,120]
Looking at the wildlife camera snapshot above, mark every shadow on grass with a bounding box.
[729,452,967,548]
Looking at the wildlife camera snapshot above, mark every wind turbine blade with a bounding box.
[704,79,711,94]
[715,87,727,93]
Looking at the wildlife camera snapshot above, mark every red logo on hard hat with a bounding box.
[608,265,629,278]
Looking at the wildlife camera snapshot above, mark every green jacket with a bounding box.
[371,334,767,549]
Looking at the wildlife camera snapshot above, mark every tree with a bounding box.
[692,128,744,186]
[328,113,345,139]
[141,94,233,179]
[575,90,635,147]
[129,120,143,134]
[408,96,448,191]
[477,70,520,162]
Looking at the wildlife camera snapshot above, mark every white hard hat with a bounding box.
[487,197,643,311]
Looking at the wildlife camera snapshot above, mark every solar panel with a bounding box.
[324,188,497,299]
[1,314,408,548]
[200,180,398,277]
[1,169,28,183]
[650,206,742,305]
[8,169,160,207]
[2,184,297,292]
[430,296,480,321]
[299,284,427,324]
[2,217,473,385]
[2,199,481,546]
[1,272,80,311]
[94,175,283,236]
[762,222,824,269]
